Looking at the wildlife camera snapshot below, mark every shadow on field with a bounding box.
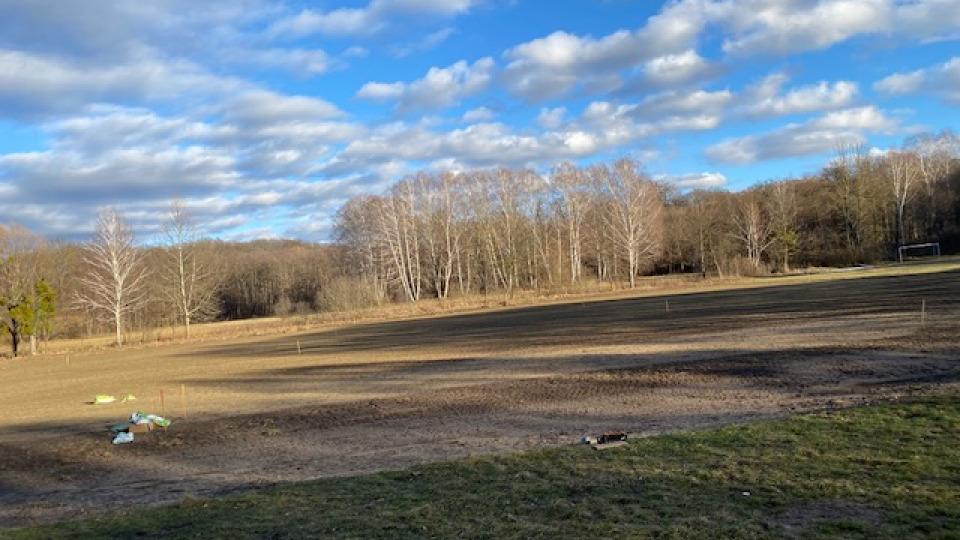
[186,271,960,359]
[4,340,960,529]
[3,267,960,529]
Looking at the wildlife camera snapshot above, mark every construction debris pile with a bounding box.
[110,411,171,444]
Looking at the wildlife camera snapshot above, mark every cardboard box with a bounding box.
[127,423,153,434]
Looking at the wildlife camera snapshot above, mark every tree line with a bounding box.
[1,131,958,355]
[337,132,960,297]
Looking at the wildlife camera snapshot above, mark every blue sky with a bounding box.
[0,0,958,242]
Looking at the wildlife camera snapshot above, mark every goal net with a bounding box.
[897,242,941,263]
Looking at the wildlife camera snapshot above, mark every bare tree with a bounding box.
[162,199,219,339]
[827,145,887,262]
[75,207,150,346]
[886,150,921,247]
[592,159,664,288]
[552,163,593,284]
[419,172,462,299]
[334,195,388,304]
[731,191,775,270]
[377,180,422,302]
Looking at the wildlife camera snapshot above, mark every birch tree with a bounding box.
[593,159,664,288]
[552,163,592,283]
[75,207,150,346]
[335,195,388,302]
[731,191,775,270]
[886,150,921,247]
[377,180,422,301]
[419,172,461,299]
[162,199,218,339]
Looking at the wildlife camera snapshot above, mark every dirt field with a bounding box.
[2,263,960,529]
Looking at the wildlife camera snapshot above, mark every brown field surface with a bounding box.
[2,261,960,528]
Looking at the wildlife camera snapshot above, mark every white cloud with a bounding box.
[390,27,456,58]
[875,57,960,103]
[267,0,479,38]
[326,112,651,173]
[706,106,899,164]
[221,48,335,75]
[356,57,494,113]
[660,172,728,189]
[356,82,406,101]
[221,91,344,127]
[502,30,654,100]
[497,0,959,102]
[632,89,734,120]
[642,49,719,85]
[894,0,960,42]
[462,107,495,122]
[747,80,859,117]
[537,107,567,129]
[269,7,375,37]
[874,70,925,94]
[0,50,245,120]
[719,0,892,55]
[715,0,960,55]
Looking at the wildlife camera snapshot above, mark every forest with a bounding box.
[1,131,958,356]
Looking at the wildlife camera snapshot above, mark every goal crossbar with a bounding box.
[897,242,941,263]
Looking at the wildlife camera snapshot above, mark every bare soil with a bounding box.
[2,265,959,529]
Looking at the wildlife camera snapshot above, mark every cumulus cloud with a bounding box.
[705,106,899,164]
[498,0,959,101]
[0,50,245,120]
[502,30,655,100]
[356,57,494,113]
[875,57,960,103]
[641,49,721,86]
[220,48,335,75]
[716,0,960,55]
[747,80,859,117]
[462,107,495,122]
[537,107,567,130]
[631,89,734,120]
[659,172,728,189]
[220,91,344,127]
[322,112,653,175]
[267,0,479,38]
[0,145,237,205]
[720,0,892,55]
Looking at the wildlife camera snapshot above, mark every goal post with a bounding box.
[897,242,941,263]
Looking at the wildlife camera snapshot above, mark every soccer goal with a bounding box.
[897,242,941,263]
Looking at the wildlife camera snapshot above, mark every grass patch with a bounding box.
[8,397,960,539]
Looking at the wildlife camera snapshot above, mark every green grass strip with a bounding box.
[7,397,960,539]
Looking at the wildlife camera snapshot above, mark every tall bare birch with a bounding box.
[75,207,149,346]
[162,199,218,339]
[592,159,664,288]
[552,163,592,283]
